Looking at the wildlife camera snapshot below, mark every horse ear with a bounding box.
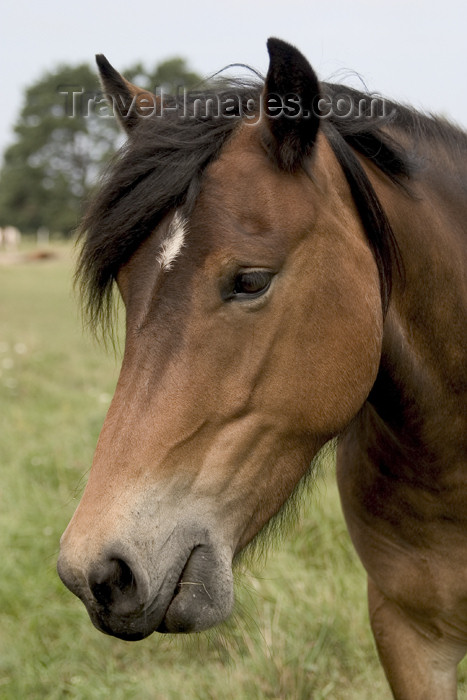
[262,38,320,171]
[96,54,159,134]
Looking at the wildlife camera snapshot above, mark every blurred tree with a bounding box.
[0,64,110,235]
[125,57,201,93]
[0,58,201,236]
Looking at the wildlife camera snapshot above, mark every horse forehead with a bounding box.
[157,211,187,271]
[208,126,273,187]
[203,126,316,225]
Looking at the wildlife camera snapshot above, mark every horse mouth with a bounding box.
[87,543,234,640]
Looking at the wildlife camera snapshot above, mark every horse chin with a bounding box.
[91,613,154,642]
[159,544,235,634]
[88,543,235,639]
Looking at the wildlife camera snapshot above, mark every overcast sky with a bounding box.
[1,0,466,157]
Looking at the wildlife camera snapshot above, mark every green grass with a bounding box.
[0,245,466,699]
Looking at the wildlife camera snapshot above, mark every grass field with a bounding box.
[1,245,466,699]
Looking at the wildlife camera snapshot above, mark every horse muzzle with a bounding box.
[57,524,235,639]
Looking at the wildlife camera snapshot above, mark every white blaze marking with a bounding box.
[157,211,187,271]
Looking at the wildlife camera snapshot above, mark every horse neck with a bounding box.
[362,137,467,476]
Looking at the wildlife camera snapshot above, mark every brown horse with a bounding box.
[58,38,467,699]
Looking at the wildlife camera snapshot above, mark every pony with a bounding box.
[57,38,467,699]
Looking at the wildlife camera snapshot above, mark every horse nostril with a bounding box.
[89,558,137,609]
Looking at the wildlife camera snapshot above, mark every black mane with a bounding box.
[76,78,466,332]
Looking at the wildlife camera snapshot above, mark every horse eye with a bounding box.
[232,270,273,299]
